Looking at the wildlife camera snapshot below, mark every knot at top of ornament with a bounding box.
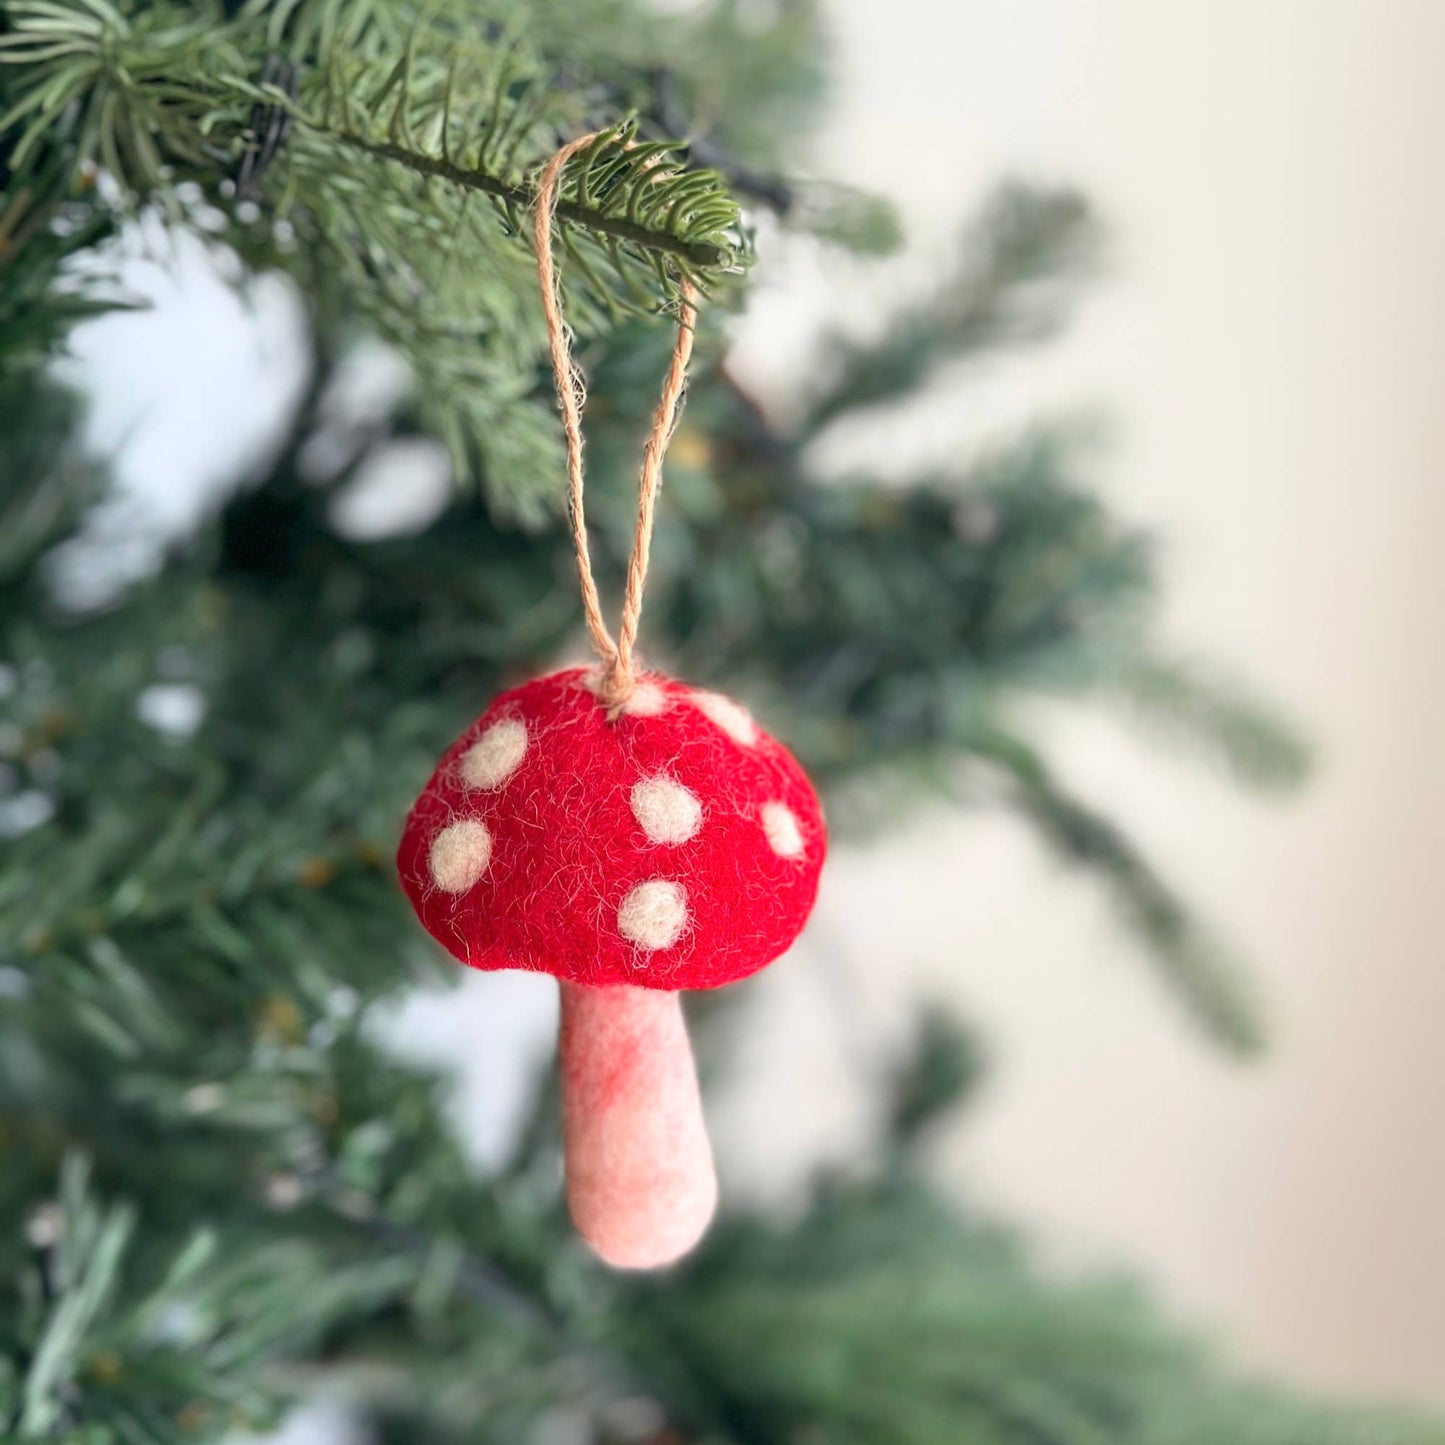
[397,667,827,991]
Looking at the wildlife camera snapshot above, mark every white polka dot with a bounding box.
[631,776,703,844]
[620,681,668,716]
[428,819,492,892]
[579,671,669,716]
[691,689,758,746]
[460,718,527,789]
[617,880,688,950]
[761,802,804,859]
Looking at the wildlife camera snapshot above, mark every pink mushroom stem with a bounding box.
[558,980,718,1269]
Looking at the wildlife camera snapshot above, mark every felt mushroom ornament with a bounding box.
[396,134,826,1270]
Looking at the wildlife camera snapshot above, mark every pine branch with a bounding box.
[974,728,1267,1055]
[312,1157,564,1351]
[651,67,903,256]
[1115,656,1312,792]
[318,1181,686,1420]
[283,65,747,293]
[0,0,746,285]
[801,183,1103,434]
[329,132,735,272]
[634,1177,1445,1445]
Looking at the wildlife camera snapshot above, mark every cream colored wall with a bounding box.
[719,0,1445,1404]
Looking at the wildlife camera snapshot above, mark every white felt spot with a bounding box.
[762,801,804,859]
[580,671,668,716]
[460,718,528,789]
[631,776,703,844]
[617,880,688,950]
[429,819,492,893]
[691,689,758,746]
[620,681,668,716]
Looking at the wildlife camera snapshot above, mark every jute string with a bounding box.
[532,131,698,711]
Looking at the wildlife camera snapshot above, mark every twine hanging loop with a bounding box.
[532,131,698,711]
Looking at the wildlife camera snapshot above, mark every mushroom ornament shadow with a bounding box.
[397,667,826,1268]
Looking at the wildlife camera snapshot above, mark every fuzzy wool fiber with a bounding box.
[397,667,826,991]
[558,980,716,1268]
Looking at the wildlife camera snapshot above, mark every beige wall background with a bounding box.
[718,0,1445,1406]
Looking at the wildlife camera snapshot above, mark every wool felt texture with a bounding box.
[558,980,717,1269]
[397,666,826,991]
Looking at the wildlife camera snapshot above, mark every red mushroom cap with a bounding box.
[397,667,826,990]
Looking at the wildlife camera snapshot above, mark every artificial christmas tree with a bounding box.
[1,0,1438,1439]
